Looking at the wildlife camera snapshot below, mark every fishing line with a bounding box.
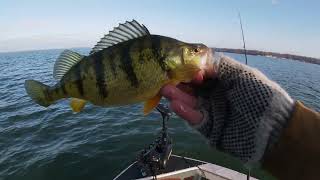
[180,153,207,179]
[239,12,251,180]
[238,12,248,65]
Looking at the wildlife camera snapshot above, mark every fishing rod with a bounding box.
[238,12,251,180]
[238,12,248,65]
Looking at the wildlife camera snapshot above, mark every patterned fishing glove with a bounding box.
[194,55,295,163]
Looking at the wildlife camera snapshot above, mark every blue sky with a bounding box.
[1,0,319,58]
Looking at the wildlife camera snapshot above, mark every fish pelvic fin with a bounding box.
[25,80,54,107]
[144,93,162,115]
[70,98,86,113]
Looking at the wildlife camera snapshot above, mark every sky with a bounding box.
[0,0,319,58]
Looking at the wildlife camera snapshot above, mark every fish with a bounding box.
[24,20,212,115]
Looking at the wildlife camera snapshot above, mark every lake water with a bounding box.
[0,48,319,180]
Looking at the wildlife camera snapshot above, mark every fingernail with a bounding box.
[179,104,186,113]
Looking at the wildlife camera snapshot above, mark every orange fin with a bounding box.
[70,98,86,112]
[144,94,162,115]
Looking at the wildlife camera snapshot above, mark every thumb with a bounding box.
[169,100,203,125]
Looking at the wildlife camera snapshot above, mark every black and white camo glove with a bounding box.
[194,55,295,163]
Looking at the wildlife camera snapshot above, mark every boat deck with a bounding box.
[114,155,258,180]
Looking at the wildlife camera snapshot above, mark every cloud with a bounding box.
[271,0,279,5]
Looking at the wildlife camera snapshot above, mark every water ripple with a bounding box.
[0,49,319,180]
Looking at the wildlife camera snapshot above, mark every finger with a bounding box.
[160,84,198,108]
[170,100,203,125]
[176,83,194,95]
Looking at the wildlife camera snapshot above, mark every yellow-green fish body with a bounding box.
[25,20,212,114]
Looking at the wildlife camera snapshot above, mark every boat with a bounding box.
[113,104,257,180]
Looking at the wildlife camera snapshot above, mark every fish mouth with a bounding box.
[200,48,213,69]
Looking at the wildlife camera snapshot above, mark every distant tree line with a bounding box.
[212,48,320,65]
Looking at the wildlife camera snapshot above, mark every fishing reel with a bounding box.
[136,104,173,177]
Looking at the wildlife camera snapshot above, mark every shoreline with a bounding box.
[1,47,319,66]
[212,48,320,65]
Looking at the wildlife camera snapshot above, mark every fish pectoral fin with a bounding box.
[144,94,162,115]
[70,98,87,112]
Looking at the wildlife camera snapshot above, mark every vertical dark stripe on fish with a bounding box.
[43,88,52,101]
[93,52,108,98]
[75,64,84,97]
[181,49,185,65]
[108,49,117,77]
[61,83,67,95]
[120,42,139,88]
[138,42,145,64]
[151,35,166,71]
[53,88,60,97]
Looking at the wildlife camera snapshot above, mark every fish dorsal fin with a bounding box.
[90,19,150,55]
[53,50,84,81]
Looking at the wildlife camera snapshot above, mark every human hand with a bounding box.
[160,72,212,125]
[160,54,295,163]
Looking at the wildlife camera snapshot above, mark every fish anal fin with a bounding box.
[143,94,162,115]
[70,98,87,112]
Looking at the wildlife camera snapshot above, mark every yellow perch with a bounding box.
[25,20,212,114]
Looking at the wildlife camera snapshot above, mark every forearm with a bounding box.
[262,101,320,180]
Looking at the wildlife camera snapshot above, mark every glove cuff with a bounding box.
[253,89,295,163]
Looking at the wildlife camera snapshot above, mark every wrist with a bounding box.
[252,89,295,162]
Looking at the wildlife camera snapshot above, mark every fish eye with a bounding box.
[193,47,200,53]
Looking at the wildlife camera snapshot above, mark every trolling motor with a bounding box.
[136,104,173,177]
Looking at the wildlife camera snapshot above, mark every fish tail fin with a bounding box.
[24,80,54,107]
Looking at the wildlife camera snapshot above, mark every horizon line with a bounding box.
[0,46,319,60]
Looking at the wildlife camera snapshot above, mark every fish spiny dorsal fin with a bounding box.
[90,19,150,55]
[53,50,84,81]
